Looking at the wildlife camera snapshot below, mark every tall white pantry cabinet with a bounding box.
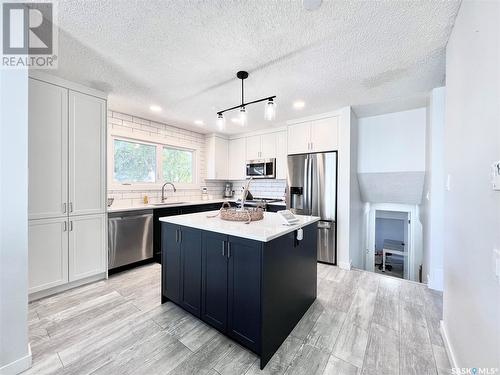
[28,75,107,299]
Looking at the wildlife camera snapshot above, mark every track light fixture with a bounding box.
[216,71,276,128]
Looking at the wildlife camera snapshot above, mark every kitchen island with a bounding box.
[160,211,319,369]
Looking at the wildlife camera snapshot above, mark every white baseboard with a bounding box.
[440,320,458,369]
[338,260,352,270]
[29,272,106,302]
[0,344,31,375]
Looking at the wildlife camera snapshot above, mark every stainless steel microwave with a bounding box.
[246,158,276,179]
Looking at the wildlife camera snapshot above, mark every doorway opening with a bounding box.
[363,203,422,282]
[373,210,409,279]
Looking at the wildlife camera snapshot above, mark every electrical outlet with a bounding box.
[491,161,500,191]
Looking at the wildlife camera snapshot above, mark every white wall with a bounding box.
[442,0,500,369]
[357,108,427,204]
[349,109,364,269]
[358,108,427,173]
[336,106,355,269]
[422,87,446,291]
[375,218,405,251]
[0,70,31,373]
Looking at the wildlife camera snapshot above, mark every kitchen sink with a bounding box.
[149,202,187,206]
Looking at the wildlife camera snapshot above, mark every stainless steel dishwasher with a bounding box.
[108,210,153,270]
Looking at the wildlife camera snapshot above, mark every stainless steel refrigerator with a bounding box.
[287,152,337,264]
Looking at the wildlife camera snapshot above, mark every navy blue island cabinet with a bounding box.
[161,221,318,369]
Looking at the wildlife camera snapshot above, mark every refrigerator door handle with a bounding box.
[308,155,314,215]
[303,156,309,214]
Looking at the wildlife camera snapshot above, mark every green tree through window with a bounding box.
[114,139,156,183]
[162,147,193,183]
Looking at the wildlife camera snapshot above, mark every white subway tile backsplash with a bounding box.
[108,117,123,126]
[107,110,226,205]
[112,112,133,121]
[132,116,151,126]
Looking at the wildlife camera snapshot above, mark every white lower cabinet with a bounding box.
[28,214,106,296]
[69,214,106,282]
[28,218,69,294]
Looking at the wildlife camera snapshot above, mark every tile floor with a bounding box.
[25,263,450,374]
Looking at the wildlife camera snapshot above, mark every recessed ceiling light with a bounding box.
[293,101,305,109]
[303,0,322,11]
[150,105,162,112]
[194,120,204,125]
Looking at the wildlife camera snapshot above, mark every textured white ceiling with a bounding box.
[51,0,460,134]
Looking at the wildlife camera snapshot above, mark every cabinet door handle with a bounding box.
[222,240,225,257]
[175,229,179,243]
[179,229,182,243]
[63,221,67,232]
[69,202,73,213]
[62,203,67,213]
[69,221,73,231]
[227,242,231,258]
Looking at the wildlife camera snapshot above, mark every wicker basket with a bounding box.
[208,201,264,224]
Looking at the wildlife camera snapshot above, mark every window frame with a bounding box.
[108,134,198,191]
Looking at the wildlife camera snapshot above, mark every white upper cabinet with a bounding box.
[246,133,277,160]
[206,135,228,180]
[310,116,339,153]
[228,138,246,180]
[287,116,338,154]
[246,135,261,160]
[287,122,311,155]
[28,79,68,220]
[275,131,287,180]
[69,91,106,216]
[260,133,277,159]
[68,214,106,282]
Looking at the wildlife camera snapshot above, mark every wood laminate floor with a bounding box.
[25,263,450,375]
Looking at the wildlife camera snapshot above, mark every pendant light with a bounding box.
[216,113,225,130]
[239,106,247,127]
[216,71,276,128]
[264,98,276,121]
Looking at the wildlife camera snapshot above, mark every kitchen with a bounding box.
[1,1,499,375]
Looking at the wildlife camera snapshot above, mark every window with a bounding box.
[113,139,156,183]
[111,137,196,187]
[162,147,193,183]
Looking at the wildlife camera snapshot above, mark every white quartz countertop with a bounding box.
[159,211,320,242]
[107,199,228,213]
